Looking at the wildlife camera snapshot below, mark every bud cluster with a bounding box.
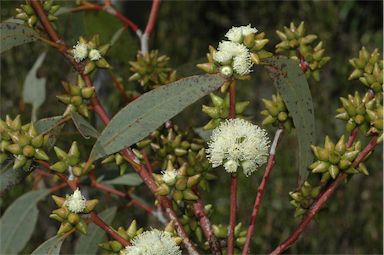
[15,0,59,28]
[129,50,177,90]
[101,153,131,175]
[275,21,330,81]
[289,181,321,218]
[202,93,249,130]
[57,76,95,118]
[0,115,50,169]
[213,222,247,251]
[348,47,383,94]
[98,220,144,254]
[336,92,383,135]
[69,35,111,74]
[198,24,273,80]
[154,162,200,202]
[50,190,98,235]
[50,142,92,176]
[309,136,366,181]
[260,93,294,132]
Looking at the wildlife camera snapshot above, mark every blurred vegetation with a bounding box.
[1,0,382,254]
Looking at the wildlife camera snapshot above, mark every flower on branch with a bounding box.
[64,188,86,213]
[161,169,178,185]
[207,119,270,176]
[121,229,182,255]
[72,41,88,63]
[225,24,258,42]
[89,49,102,61]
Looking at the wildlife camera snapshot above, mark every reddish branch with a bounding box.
[90,212,131,246]
[193,189,222,255]
[69,2,139,32]
[111,74,131,104]
[227,80,237,255]
[347,127,358,147]
[242,128,284,255]
[270,135,378,255]
[144,0,161,35]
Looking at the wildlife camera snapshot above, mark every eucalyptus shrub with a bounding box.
[0,1,382,255]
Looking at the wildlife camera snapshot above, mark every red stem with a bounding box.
[193,189,222,255]
[269,135,378,254]
[141,150,154,174]
[111,74,131,104]
[70,2,138,32]
[90,212,131,246]
[127,199,154,214]
[144,0,161,35]
[347,127,358,148]
[242,129,284,255]
[227,80,237,255]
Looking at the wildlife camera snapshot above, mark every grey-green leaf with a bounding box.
[265,56,315,182]
[90,74,225,160]
[71,112,100,139]
[23,52,47,122]
[35,115,65,133]
[0,189,49,254]
[0,161,30,195]
[104,173,143,186]
[74,207,117,255]
[0,22,38,53]
[31,235,64,255]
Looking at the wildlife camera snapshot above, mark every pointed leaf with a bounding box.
[264,56,315,182]
[23,52,47,121]
[90,74,225,160]
[104,173,143,186]
[31,235,64,255]
[35,115,65,133]
[0,22,38,53]
[0,189,49,254]
[74,207,117,254]
[71,112,100,139]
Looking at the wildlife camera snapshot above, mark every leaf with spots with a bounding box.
[0,22,38,53]
[90,74,226,161]
[265,56,315,182]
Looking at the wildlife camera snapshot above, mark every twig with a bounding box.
[227,80,237,255]
[141,0,161,54]
[242,128,284,255]
[110,74,131,104]
[90,212,131,247]
[347,127,358,148]
[193,188,222,255]
[269,135,378,254]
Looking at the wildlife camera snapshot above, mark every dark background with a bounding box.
[1,0,383,254]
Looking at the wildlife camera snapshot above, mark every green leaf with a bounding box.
[31,235,64,255]
[74,207,117,255]
[104,173,143,186]
[0,189,49,254]
[0,161,30,195]
[0,22,38,53]
[35,116,65,133]
[265,56,315,182]
[90,74,225,160]
[71,112,100,139]
[22,52,47,122]
[110,27,126,46]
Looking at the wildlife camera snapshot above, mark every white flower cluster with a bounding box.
[64,188,86,213]
[207,119,270,176]
[161,169,178,185]
[72,42,102,62]
[213,25,258,76]
[121,229,181,255]
[72,41,88,62]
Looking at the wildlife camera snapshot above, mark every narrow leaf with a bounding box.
[0,22,38,53]
[74,207,117,255]
[90,74,225,160]
[35,115,65,133]
[0,189,49,254]
[265,56,315,182]
[31,235,64,255]
[110,27,126,46]
[104,173,143,186]
[71,112,100,139]
[23,52,47,122]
